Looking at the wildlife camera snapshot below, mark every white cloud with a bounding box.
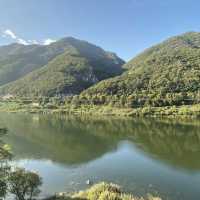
[28,40,39,45]
[4,29,17,39]
[2,29,29,45]
[17,38,29,45]
[2,29,57,46]
[43,38,56,45]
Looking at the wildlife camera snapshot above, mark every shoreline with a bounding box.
[0,100,200,118]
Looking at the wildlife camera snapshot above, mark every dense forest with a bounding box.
[73,32,200,108]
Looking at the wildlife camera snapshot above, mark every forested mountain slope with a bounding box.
[0,37,124,96]
[81,32,200,107]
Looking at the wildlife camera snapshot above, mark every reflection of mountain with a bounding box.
[1,113,200,170]
[90,117,200,171]
[125,119,200,171]
[0,114,119,165]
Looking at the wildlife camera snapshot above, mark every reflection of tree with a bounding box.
[126,118,200,171]
[1,113,200,171]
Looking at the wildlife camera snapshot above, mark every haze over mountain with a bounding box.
[82,32,200,107]
[0,37,124,96]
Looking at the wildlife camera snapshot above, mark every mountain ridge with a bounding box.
[80,32,200,107]
[0,37,125,96]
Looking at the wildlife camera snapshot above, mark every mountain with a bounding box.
[0,37,124,96]
[0,43,65,86]
[81,32,200,107]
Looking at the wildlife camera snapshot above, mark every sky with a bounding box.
[0,0,200,61]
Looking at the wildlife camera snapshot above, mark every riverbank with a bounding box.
[45,182,161,200]
[0,100,200,118]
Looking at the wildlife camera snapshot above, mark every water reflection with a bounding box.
[1,114,200,171]
[1,113,200,199]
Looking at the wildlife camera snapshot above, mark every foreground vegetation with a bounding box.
[0,128,42,200]
[47,182,161,200]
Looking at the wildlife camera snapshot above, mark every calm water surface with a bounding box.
[1,113,200,200]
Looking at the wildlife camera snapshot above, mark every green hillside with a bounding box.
[80,32,200,107]
[0,37,124,96]
[0,43,66,86]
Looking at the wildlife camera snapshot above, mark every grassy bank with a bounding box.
[46,182,161,200]
[0,100,200,118]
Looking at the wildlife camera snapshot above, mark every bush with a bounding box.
[73,182,161,200]
[8,168,42,200]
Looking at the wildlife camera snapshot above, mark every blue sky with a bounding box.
[0,0,200,61]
